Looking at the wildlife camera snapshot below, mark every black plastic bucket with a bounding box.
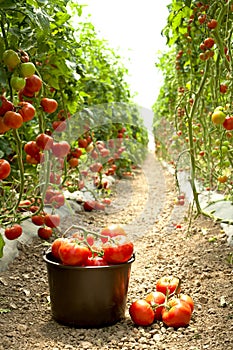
[43,251,135,328]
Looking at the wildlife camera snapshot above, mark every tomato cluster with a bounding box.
[129,275,194,328]
[50,224,134,266]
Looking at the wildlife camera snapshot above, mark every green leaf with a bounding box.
[0,233,5,258]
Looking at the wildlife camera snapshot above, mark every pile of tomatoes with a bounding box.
[50,224,134,266]
[129,275,194,328]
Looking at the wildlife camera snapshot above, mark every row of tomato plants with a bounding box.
[153,0,233,216]
[0,0,148,256]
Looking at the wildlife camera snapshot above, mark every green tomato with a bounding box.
[20,62,36,78]
[221,146,228,154]
[10,76,26,90]
[222,140,230,147]
[3,49,20,69]
[211,149,219,157]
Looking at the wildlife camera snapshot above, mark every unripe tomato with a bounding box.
[20,62,36,77]
[211,110,226,125]
[10,76,26,91]
[3,49,20,69]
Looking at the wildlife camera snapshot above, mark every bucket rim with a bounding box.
[43,250,135,270]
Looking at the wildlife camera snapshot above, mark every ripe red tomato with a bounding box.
[0,96,13,116]
[44,214,60,228]
[38,226,53,239]
[78,138,88,149]
[144,291,166,321]
[5,224,23,240]
[51,237,67,260]
[83,200,96,212]
[0,116,10,134]
[0,159,11,180]
[31,214,45,226]
[223,116,233,130]
[100,224,126,243]
[36,133,54,150]
[156,276,181,296]
[207,19,218,29]
[71,147,83,158]
[89,162,103,173]
[220,84,228,94]
[52,141,70,158]
[3,111,23,129]
[25,74,42,93]
[24,141,40,158]
[58,239,90,266]
[40,98,58,113]
[68,157,79,167]
[52,120,67,132]
[203,37,215,49]
[129,299,154,326]
[18,102,36,122]
[86,256,108,266]
[102,235,134,264]
[161,298,192,328]
[179,294,194,313]
[49,193,65,208]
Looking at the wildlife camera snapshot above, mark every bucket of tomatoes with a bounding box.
[43,224,135,328]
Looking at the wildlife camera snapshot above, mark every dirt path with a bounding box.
[0,151,232,350]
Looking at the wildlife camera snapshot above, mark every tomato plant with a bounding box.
[153,0,233,214]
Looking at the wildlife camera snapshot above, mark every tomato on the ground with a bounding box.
[129,299,155,326]
[156,275,181,296]
[161,298,192,328]
[144,291,166,321]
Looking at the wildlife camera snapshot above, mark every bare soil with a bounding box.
[0,152,232,350]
